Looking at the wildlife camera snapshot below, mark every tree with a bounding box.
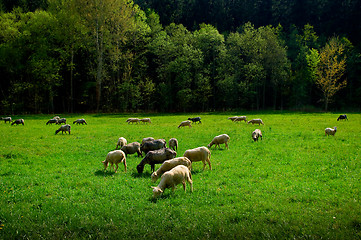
[313,37,347,111]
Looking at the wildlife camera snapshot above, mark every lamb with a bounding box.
[140,118,152,124]
[228,116,238,121]
[169,138,178,151]
[183,146,211,170]
[325,126,337,136]
[252,129,262,142]
[188,117,201,124]
[233,116,247,122]
[11,119,24,126]
[102,150,127,173]
[142,137,155,145]
[121,142,142,157]
[207,134,230,149]
[136,148,177,173]
[55,124,71,134]
[1,117,12,123]
[73,119,87,125]
[140,139,166,154]
[151,157,192,182]
[116,137,127,150]
[247,119,264,125]
[46,119,58,125]
[126,118,140,124]
[152,165,193,198]
[56,118,67,124]
[337,114,348,121]
[178,120,192,128]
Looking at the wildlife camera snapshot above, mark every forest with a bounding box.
[0,0,360,114]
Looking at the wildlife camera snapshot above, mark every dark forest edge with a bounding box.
[0,0,360,114]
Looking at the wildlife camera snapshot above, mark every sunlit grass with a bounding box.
[0,112,360,239]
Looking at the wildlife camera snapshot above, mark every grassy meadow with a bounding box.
[0,112,360,239]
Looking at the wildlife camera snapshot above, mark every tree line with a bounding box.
[0,0,360,114]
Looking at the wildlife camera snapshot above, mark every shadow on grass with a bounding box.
[131,171,152,179]
[94,170,116,177]
[148,192,172,203]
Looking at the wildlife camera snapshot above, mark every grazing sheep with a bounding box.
[137,148,177,173]
[116,137,127,150]
[228,116,238,121]
[126,118,140,124]
[121,142,142,157]
[46,119,58,125]
[152,165,193,198]
[140,139,166,154]
[183,146,211,170]
[11,119,24,126]
[56,118,67,125]
[337,115,348,121]
[169,138,178,151]
[233,116,247,122]
[207,134,230,149]
[325,126,337,136]
[252,129,262,142]
[142,137,155,145]
[178,120,192,128]
[151,157,192,182]
[53,116,60,120]
[140,118,152,124]
[1,117,12,123]
[73,119,87,125]
[247,119,264,125]
[55,124,71,135]
[102,150,127,173]
[188,117,202,124]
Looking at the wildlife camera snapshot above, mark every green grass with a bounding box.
[0,112,361,239]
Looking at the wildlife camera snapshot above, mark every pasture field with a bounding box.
[0,112,360,239]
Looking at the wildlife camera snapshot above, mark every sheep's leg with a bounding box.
[207,159,212,170]
[182,181,186,191]
[188,178,193,192]
[202,161,206,171]
[123,159,127,173]
[225,142,229,149]
[114,163,119,173]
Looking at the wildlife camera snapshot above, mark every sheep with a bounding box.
[56,118,67,125]
[46,119,58,125]
[252,129,262,142]
[116,137,127,150]
[337,114,348,121]
[151,157,192,182]
[207,134,230,149]
[140,118,152,124]
[142,137,155,145]
[53,116,60,120]
[11,119,24,126]
[126,118,140,124]
[136,148,177,173]
[178,120,192,128]
[140,139,166,154]
[325,126,337,136]
[152,165,193,198]
[247,119,264,125]
[1,117,12,123]
[188,117,201,124]
[183,146,211,170]
[228,116,238,121]
[233,116,247,122]
[55,124,71,134]
[169,138,178,151]
[121,142,142,157]
[102,150,127,173]
[73,119,87,125]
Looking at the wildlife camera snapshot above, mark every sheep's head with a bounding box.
[252,133,258,141]
[152,186,163,198]
[137,164,144,173]
[102,160,109,170]
[207,142,213,148]
[151,172,158,182]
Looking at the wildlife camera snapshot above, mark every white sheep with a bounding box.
[325,126,337,136]
[247,119,264,125]
[252,129,262,142]
[233,116,247,122]
[183,146,211,170]
[152,165,193,198]
[169,138,178,151]
[1,117,12,123]
[73,119,87,125]
[55,124,71,134]
[178,120,192,128]
[151,157,192,182]
[207,134,230,149]
[102,150,127,173]
[142,137,155,145]
[56,118,67,124]
[228,116,238,121]
[126,118,140,124]
[116,137,127,150]
[140,118,152,124]
[11,119,24,126]
[53,116,60,120]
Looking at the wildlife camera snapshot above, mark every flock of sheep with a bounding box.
[0,113,348,198]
